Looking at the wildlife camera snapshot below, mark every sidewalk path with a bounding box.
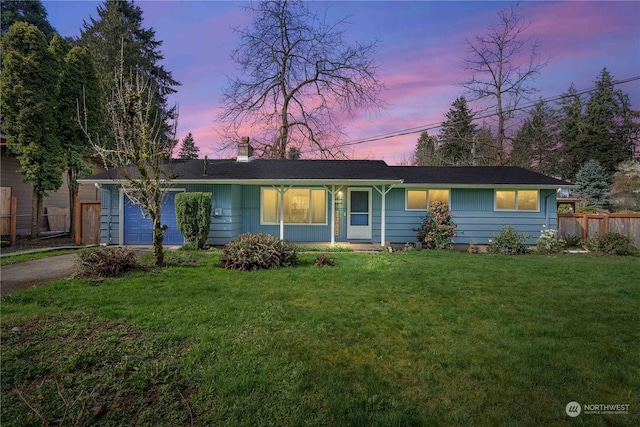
[1,253,78,296]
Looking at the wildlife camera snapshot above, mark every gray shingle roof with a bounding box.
[83,159,574,187]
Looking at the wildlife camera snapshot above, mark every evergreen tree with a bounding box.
[79,0,180,150]
[437,96,476,166]
[572,69,639,177]
[413,131,439,166]
[509,100,558,175]
[473,127,501,166]
[178,132,199,160]
[555,84,585,180]
[56,46,103,239]
[1,0,56,41]
[1,22,64,238]
[574,160,610,209]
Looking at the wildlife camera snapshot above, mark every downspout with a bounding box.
[544,190,557,230]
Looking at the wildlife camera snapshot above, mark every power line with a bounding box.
[340,75,640,148]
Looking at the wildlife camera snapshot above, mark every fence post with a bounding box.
[581,214,588,239]
[10,195,17,246]
[75,196,81,246]
[602,214,609,234]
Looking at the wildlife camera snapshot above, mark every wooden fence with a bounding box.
[558,213,640,248]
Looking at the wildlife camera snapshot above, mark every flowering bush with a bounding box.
[413,202,457,250]
[536,228,566,254]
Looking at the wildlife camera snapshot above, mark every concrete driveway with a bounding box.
[1,253,79,295]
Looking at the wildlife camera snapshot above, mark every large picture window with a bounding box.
[262,188,327,224]
[495,190,539,211]
[406,189,450,210]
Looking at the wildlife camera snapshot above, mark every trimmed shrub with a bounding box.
[413,202,457,250]
[220,233,297,271]
[557,203,573,213]
[536,228,566,254]
[576,205,598,214]
[582,232,634,255]
[488,225,531,255]
[175,192,212,249]
[76,246,140,278]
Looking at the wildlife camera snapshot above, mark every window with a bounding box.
[406,189,450,210]
[262,188,326,224]
[495,190,539,211]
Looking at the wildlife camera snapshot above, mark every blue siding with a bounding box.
[385,188,558,245]
[104,182,559,247]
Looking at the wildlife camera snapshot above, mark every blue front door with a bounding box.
[123,191,184,245]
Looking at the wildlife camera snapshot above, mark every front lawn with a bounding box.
[1,251,638,426]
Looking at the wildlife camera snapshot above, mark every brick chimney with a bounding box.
[237,136,254,162]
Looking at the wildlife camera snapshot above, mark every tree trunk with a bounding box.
[30,190,43,240]
[152,216,165,265]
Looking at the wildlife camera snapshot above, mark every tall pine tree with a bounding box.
[413,131,439,166]
[79,0,180,151]
[178,132,199,159]
[555,84,585,180]
[1,0,56,41]
[509,100,558,175]
[56,46,103,239]
[1,22,64,238]
[437,96,476,166]
[568,69,639,177]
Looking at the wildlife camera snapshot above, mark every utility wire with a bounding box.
[340,75,640,147]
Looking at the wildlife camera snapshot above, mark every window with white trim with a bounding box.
[406,189,450,210]
[495,190,539,211]
[262,188,327,224]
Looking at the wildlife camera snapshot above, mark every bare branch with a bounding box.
[218,0,385,159]
[458,4,549,164]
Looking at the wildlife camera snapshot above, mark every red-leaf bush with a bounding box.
[413,202,457,250]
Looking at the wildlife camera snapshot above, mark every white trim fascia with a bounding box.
[399,183,576,189]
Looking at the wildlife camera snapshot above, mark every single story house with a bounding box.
[79,140,574,248]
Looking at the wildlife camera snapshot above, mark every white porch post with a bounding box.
[374,185,394,247]
[279,186,285,241]
[330,185,336,247]
[381,187,386,247]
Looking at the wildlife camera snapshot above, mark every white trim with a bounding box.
[260,187,328,226]
[347,188,372,240]
[405,188,451,211]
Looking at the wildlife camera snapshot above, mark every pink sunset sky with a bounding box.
[44,1,640,164]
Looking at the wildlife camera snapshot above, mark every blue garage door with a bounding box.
[123,191,184,245]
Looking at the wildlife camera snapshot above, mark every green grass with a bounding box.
[2,251,639,426]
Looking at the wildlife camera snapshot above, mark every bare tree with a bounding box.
[81,67,177,265]
[459,4,548,164]
[219,0,385,159]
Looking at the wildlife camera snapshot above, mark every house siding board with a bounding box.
[451,188,557,244]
